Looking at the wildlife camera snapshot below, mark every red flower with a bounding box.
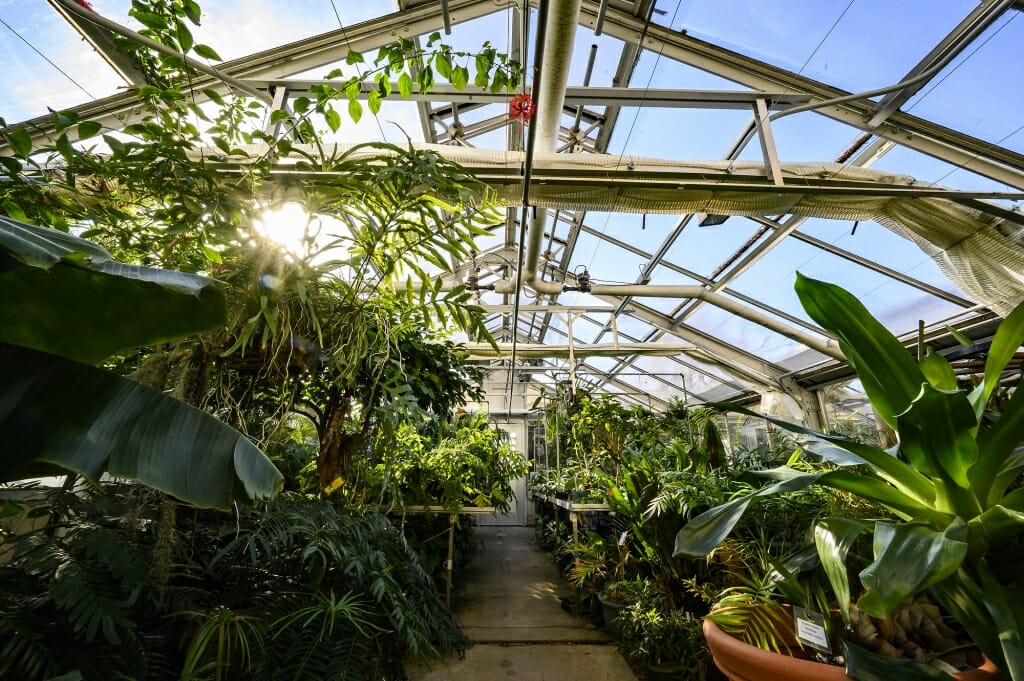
[510,93,535,124]
[73,0,95,10]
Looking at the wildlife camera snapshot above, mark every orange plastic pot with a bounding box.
[703,617,1004,681]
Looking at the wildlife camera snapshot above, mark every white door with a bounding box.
[478,423,527,526]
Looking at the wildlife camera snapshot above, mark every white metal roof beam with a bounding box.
[538,323,712,403]
[578,0,1024,190]
[591,297,786,389]
[7,0,507,141]
[564,314,752,394]
[867,0,1018,128]
[48,0,149,86]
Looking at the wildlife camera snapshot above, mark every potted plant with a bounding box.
[675,273,1024,681]
[617,602,710,680]
[598,576,663,636]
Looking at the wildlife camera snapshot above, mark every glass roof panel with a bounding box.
[900,10,1024,154]
[632,295,685,316]
[585,212,673,256]
[725,233,972,336]
[5,0,1020,408]
[736,111,866,163]
[648,264,704,286]
[613,314,658,340]
[1,3,126,123]
[684,304,814,365]
[661,0,977,93]
[659,220,766,279]
[569,230,648,280]
[793,217,973,301]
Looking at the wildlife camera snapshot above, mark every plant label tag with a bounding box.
[793,606,831,653]
[618,531,628,546]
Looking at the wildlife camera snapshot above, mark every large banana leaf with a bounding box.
[0,217,225,364]
[0,342,283,508]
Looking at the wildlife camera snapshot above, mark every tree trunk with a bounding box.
[317,402,350,493]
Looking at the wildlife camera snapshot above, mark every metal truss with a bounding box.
[37,0,1024,412]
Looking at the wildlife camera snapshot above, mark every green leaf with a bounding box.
[132,11,168,31]
[6,128,32,157]
[397,72,413,98]
[193,43,222,61]
[857,520,968,618]
[427,31,442,46]
[55,133,74,161]
[843,640,957,681]
[435,53,452,79]
[756,466,947,523]
[52,109,78,131]
[973,299,1024,418]
[897,383,980,495]
[270,109,291,124]
[674,471,828,558]
[324,108,342,133]
[176,20,194,53]
[43,672,85,681]
[974,382,1024,503]
[326,68,344,80]
[0,499,23,519]
[814,518,872,623]
[0,343,282,508]
[975,564,1024,681]
[489,68,507,94]
[931,568,1003,671]
[367,89,382,115]
[919,349,958,390]
[0,155,22,174]
[0,217,226,365]
[345,50,365,64]
[348,98,363,124]
[451,65,469,90]
[795,273,924,430]
[945,324,975,348]
[718,402,935,505]
[967,505,1024,557]
[77,121,102,139]
[183,0,202,24]
[293,96,311,113]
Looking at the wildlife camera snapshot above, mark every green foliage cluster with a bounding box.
[676,274,1024,680]
[0,484,466,681]
[616,605,708,671]
[365,411,528,512]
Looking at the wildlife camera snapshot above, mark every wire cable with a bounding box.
[0,16,95,100]
[327,0,389,142]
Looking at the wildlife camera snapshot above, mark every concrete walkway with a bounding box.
[410,526,638,681]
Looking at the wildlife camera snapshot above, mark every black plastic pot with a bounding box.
[597,592,626,636]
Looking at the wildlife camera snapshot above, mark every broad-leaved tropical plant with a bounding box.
[0,217,281,508]
[675,273,1024,681]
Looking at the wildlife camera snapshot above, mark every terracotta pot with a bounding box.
[703,618,1004,681]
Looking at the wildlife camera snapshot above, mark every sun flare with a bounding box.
[253,203,313,256]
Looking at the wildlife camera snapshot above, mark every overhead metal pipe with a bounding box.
[522,0,583,290]
[422,278,843,360]
[460,342,699,359]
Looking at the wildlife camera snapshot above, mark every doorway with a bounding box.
[478,422,527,526]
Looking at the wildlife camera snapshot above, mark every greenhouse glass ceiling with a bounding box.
[3,0,1023,415]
